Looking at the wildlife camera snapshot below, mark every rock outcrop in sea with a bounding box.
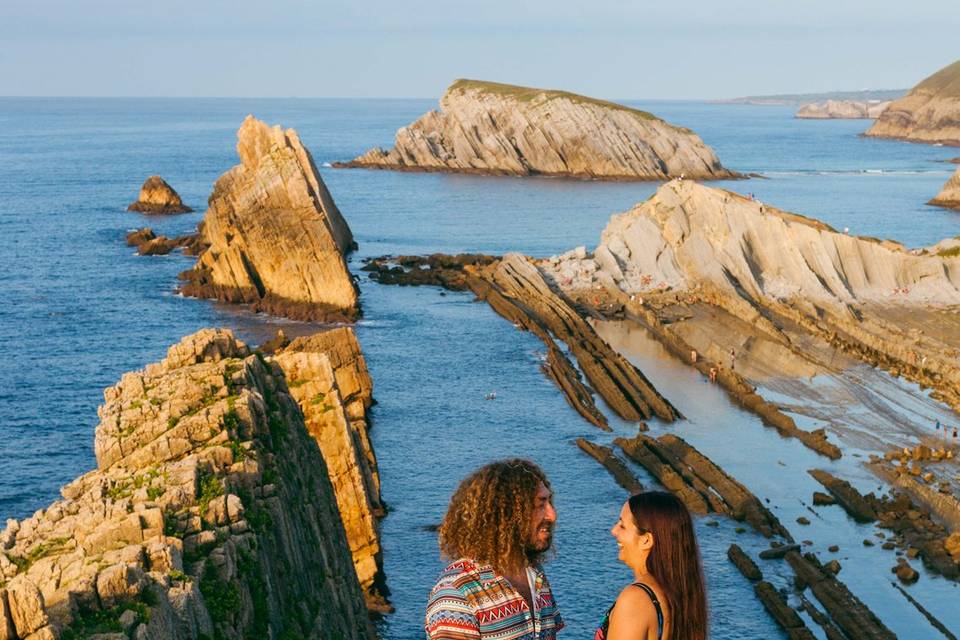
[127,176,193,214]
[181,116,359,322]
[0,328,377,639]
[929,167,960,210]
[865,59,960,145]
[341,79,740,180]
[795,100,890,119]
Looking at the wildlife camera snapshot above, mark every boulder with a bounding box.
[181,116,359,322]
[929,167,960,211]
[127,176,192,214]
[341,79,740,181]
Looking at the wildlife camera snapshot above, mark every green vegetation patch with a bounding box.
[8,536,71,573]
[914,59,960,98]
[448,78,682,127]
[61,600,150,639]
[197,471,224,516]
[939,245,960,258]
[200,563,241,630]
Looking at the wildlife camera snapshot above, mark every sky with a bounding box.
[1,1,958,100]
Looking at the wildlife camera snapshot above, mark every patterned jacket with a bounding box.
[425,558,564,639]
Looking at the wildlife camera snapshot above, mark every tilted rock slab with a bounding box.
[272,328,388,610]
[866,59,960,145]
[0,329,374,639]
[795,100,890,119]
[342,79,740,180]
[127,175,193,214]
[181,116,359,322]
[929,167,960,210]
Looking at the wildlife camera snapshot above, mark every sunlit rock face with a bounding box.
[0,329,374,640]
[930,167,960,210]
[866,59,960,145]
[182,116,359,322]
[344,79,740,181]
[127,175,193,214]
[795,100,890,119]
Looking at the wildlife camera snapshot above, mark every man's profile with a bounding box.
[425,459,563,639]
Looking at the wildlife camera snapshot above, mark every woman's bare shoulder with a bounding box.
[610,584,658,625]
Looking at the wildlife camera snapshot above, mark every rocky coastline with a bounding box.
[0,328,384,639]
[339,79,741,181]
[929,167,960,210]
[866,59,960,145]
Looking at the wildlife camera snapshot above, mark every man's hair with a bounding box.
[438,459,551,575]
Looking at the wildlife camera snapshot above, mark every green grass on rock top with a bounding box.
[913,59,960,98]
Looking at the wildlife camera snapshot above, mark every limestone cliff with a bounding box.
[181,116,359,322]
[341,79,740,180]
[127,176,192,214]
[795,100,890,119]
[0,329,374,639]
[865,60,960,145]
[543,180,960,410]
[929,167,960,210]
[272,329,388,611]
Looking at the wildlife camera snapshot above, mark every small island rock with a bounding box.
[929,167,960,210]
[126,175,192,213]
[341,79,740,181]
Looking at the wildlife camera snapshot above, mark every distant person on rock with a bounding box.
[426,459,563,639]
[596,491,707,640]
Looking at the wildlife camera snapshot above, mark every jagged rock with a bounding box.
[127,176,193,214]
[760,544,801,560]
[126,228,205,257]
[795,100,890,119]
[272,328,389,611]
[0,329,375,639]
[813,492,837,506]
[576,439,644,495]
[727,544,762,581]
[894,561,919,584]
[824,560,842,575]
[929,167,960,210]
[341,79,740,180]
[808,470,878,523]
[180,116,359,322]
[866,59,960,145]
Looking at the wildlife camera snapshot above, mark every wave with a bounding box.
[761,169,951,177]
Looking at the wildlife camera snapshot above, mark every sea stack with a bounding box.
[865,59,960,145]
[0,329,375,639]
[795,100,890,119]
[341,79,739,180]
[127,175,193,213]
[930,167,960,210]
[181,116,359,322]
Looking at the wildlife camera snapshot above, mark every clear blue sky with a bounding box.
[2,1,958,99]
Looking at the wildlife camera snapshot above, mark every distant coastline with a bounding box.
[714,89,906,106]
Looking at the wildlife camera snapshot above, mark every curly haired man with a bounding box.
[425,459,563,639]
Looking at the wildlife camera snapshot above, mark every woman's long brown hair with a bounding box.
[629,491,708,640]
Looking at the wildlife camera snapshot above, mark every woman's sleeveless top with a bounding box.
[594,582,664,640]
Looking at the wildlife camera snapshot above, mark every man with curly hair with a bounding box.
[425,459,563,639]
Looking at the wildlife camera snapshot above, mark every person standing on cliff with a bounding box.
[425,459,563,639]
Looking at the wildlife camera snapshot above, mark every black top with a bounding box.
[595,582,664,640]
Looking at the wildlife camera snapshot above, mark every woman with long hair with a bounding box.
[596,491,707,640]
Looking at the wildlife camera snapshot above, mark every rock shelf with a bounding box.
[575,439,643,495]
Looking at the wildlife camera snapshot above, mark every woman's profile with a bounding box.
[596,491,707,640]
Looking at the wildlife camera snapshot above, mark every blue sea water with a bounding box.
[1,97,958,638]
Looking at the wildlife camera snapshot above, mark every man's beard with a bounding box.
[528,522,554,554]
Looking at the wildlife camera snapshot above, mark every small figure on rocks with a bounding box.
[709,367,718,383]
[690,349,698,364]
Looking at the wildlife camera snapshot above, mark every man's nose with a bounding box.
[544,502,557,522]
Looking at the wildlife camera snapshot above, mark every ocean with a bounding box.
[1,97,958,638]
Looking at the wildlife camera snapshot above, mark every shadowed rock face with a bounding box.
[127,176,193,214]
[795,100,890,119]
[929,167,960,210]
[181,116,359,322]
[865,59,960,145]
[0,329,374,639]
[342,79,740,181]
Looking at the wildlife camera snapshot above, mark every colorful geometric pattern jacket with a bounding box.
[425,558,564,639]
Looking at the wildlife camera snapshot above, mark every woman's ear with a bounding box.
[638,531,654,551]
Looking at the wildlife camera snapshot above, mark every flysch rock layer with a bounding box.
[272,329,388,610]
[542,180,960,410]
[341,79,740,181]
[866,59,960,145]
[127,176,193,214]
[181,116,359,322]
[929,167,960,210]
[0,329,374,639]
[795,100,890,119]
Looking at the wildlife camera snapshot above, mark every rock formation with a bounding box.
[865,59,960,145]
[126,228,206,256]
[929,167,960,210]
[795,100,890,119]
[181,116,359,322]
[127,176,193,214]
[340,79,740,180]
[272,329,388,611]
[543,180,960,413]
[0,329,377,639]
